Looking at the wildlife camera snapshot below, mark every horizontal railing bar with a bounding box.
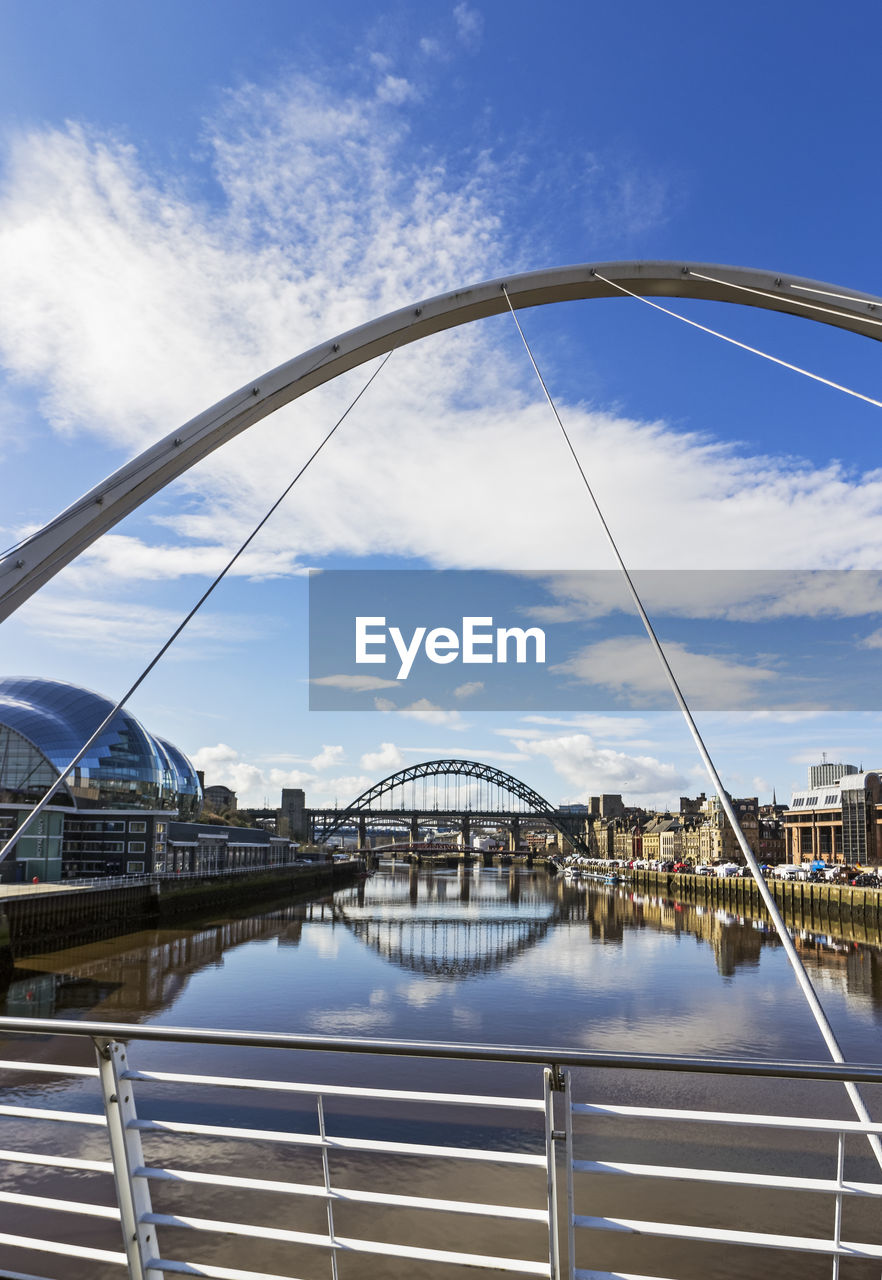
[121,1068,544,1110]
[0,1188,119,1219]
[130,1118,545,1165]
[0,1267,62,1280]
[574,1271,679,1280]
[573,1102,882,1135]
[1,1014,881,1082]
[573,1158,882,1197]
[0,1147,113,1173]
[0,1059,98,1077]
[0,1104,105,1126]
[572,1215,882,1258]
[574,1271,678,1280]
[145,1216,551,1274]
[138,1165,548,1220]
[148,1261,305,1280]
[0,1230,127,1264]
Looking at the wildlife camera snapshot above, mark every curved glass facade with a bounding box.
[0,678,202,815]
[156,737,202,821]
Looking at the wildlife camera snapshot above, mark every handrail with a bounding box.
[1,1014,881,1082]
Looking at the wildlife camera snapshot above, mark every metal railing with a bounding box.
[0,860,347,898]
[0,1018,880,1279]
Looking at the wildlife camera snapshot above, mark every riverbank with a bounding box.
[626,866,882,938]
[0,861,361,971]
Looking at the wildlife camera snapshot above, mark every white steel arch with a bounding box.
[1,258,881,622]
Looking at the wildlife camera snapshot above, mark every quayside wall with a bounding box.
[627,868,882,937]
[0,862,359,971]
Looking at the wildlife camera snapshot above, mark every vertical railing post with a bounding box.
[831,1128,845,1280]
[563,1070,575,1280]
[316,1094,339,1280]
[543,1066,562,1280]
[94,1037,161,1280]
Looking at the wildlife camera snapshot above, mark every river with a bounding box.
[0,864,880,1279]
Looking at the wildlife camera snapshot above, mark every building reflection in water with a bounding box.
[1,867,880,1023]
[2,903,309,1019]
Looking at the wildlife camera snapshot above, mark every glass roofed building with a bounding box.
[0,677,202,882]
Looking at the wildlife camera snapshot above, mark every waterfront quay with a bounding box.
[0,860,360,970]
[625,865,882,937]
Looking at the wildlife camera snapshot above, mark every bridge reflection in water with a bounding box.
[333,866,557,979]
[3,867,880,1023]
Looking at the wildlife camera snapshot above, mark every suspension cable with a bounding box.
[685,268,882,332]
[591,271,882,410]
[0,349,394,864]
[500,283,882,1170]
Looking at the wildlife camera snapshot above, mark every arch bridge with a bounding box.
[2,260,881,623]
[308,758,591,857]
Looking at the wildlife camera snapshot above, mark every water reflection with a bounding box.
[332,865,557,978]
[2,867,881,1280]
[0,867,879,1055]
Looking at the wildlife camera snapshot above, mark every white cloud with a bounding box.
[453,3,484,51]
[512,732,687,806]
[401,745,531,763]
[374,696,468,727]
[310,744,346,771]
[360,741,404,772]
[2,71,882,606]
[13,590,262,658]
[529,569,882,625]
[191,743,268,801]
[190,740,374,807]
[376,75,419,105]
[419,37,444,58]
[553,636,778,708]
[311,674,401,692]
[453,680,484,699]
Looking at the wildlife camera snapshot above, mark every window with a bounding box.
[128,842,145,854]
[129,821,147,833]
[126,860,145,874]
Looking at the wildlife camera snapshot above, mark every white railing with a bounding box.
[0,1019,880,1279]
[562,1071,882,1280]
[0,1018,560,1280]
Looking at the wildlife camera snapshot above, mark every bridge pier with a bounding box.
[509,817,520,853]
[461,815,471,851]
[358,815,367,848]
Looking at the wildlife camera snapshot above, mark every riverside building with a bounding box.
[784,766,882,867]
[0,677,202,881]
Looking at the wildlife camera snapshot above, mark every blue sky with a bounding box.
[0,1,881,810]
